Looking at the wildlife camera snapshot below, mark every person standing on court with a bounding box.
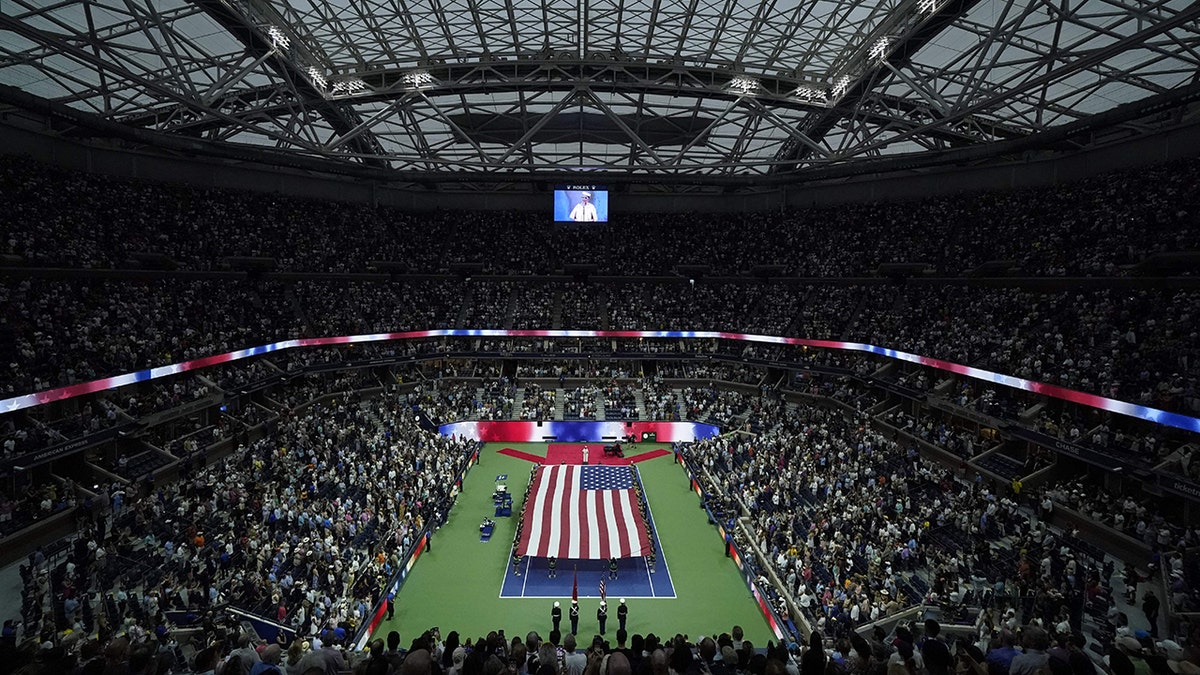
[552,602,562,634]
[569,600,580,635]
[548,557,557,578]
[608,557,618,580]
[582,445,590,465]
[597,601,608,635]
[617,599,628,632]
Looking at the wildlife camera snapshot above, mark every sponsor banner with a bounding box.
[1,423,130,473]
[1005,426,1123,471]
[1159,474,1200,503]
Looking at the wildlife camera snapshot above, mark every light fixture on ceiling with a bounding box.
[727,76,760,95]
[919,0,940,13]
[267,26,290,51]
[831,75,853,99]
[331,78,368,95]
[403,70,435,89]
[793,86,828,105]
[869,37,893,61]
[307,66,327,90]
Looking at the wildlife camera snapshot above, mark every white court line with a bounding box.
[499,538,518,599]
[634,465,676,599]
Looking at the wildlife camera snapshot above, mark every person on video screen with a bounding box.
[569,191,598,222]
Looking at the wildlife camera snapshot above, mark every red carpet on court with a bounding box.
[496,447,547,463]
[545,443,671,465]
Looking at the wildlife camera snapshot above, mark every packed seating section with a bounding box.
[1,154,1199,674]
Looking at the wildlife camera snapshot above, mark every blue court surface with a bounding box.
[500,535,675,599]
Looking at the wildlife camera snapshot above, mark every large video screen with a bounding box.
[554,185,609,222]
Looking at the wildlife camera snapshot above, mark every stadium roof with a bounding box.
[1,0,1199,186]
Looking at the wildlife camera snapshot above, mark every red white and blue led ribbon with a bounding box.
[2,329,1197,434]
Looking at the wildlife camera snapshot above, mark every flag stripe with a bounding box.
[624,488,643,557]
[524,466,549,554]
[598,489,614,560]
[587,488,602,558]
[558,466,575,558]
[613,487,631,558]
[604,488,621,558]
[517,464,652,560]
[540,461,556,552]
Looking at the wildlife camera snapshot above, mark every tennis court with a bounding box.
[376,442,776,643]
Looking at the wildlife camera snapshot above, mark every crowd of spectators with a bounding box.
[2,278,1197,418]
[684,398,1118,650]
[272,371,368,411]
[641,377,680,421]
[1040,480,1199,551]
[561,283,603,330]
[479,378,517,421]
[520,384,556,421]
[511,285,557,331]
[8,598,1200,675]
[0,478,77,538]
[416,382,477,425]
[290,281,462,337]
[680,387,751,426]
[3,151,1200,673]
[563,386,599,420]
[464,283,513,330]
[6,392,475,673]
[690,362,764,386]
[0,278,295,397]
[601,383,639,420]
[879,410,987,461]
[0,363,1196,674]
[3,149,1200,278]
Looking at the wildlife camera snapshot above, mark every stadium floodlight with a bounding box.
[869,37,892,61]
[792,87,828,105]
[831,75,853,99]
[307,66,327,90]
[403,70,436,88]
[726,76,760,95]
[919,0,940,13]
[331,78,368,95]
[267,26,290,51]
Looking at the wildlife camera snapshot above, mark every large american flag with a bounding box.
[516,465,651,559]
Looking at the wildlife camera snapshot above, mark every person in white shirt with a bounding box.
[569,192,598,222]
